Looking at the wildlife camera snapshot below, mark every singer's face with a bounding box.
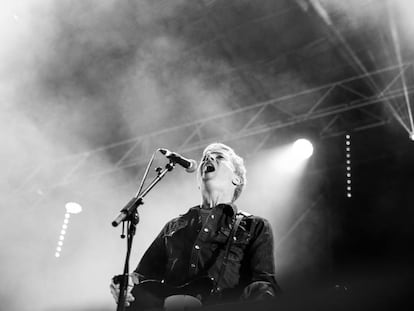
[198,147,237,193]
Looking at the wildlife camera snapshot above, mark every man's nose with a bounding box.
[205,153,215,161]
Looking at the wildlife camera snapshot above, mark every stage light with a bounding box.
[292,139,314,160]
[55,202,83,258]
[410,132,414,141]
[65,202,82,214]
[345,134,352,198]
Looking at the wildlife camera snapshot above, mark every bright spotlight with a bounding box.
[65,202,82,214]
[410,132,414,141]
[292,139,314,160]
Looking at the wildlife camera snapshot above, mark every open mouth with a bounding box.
[203,162,216,173]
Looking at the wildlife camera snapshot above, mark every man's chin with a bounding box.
[201,171,216,180]
[201,179,220,190]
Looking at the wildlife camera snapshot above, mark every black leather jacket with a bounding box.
[135,203,280,302]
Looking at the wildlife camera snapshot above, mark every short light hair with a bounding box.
[202,143,247,202]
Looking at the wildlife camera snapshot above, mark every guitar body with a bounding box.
[126,277,215,311]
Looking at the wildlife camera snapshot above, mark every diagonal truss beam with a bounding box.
[18,62,414,192]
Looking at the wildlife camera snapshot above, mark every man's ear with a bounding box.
[232,176,241,186]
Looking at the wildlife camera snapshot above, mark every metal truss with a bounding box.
[297,0,414,136]
[17,61,414,194]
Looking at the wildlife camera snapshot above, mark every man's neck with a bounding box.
[201,190,232,209]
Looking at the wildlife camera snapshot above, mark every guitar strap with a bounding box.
[212,213,244,295]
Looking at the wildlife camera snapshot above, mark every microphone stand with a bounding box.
[112,161,176,311]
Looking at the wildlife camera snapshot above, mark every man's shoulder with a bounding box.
[178,205,200,217]
[237,211,273,232]
[160,207,199,236]
[237,210,268,222]
[237,210,252,217]
[163,206,199,225]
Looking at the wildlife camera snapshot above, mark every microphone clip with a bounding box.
[158,148,197,173]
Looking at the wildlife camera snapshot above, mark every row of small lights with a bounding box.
[55,202,82,258]
[55,213,70,258]
[345,134,352,198]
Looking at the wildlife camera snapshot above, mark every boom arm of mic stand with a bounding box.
[112,197,143,227]
[111,162,175,227]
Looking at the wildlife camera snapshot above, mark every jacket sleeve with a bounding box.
[241,218,281,300]
[134,224,168,281]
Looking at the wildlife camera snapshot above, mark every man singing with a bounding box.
[111,143,280,309]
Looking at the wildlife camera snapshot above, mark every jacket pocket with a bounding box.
[227,232,250,262]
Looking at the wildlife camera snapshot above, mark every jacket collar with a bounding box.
[198,202,238,217]
[218,202,237,217]
[182,203,238,219]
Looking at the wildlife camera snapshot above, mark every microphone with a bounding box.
[158,148,197,173]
